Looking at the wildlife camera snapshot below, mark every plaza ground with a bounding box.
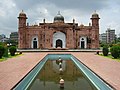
[0,52,120,90]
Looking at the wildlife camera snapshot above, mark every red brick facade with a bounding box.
[18,11,100,49]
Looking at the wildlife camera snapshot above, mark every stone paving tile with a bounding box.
[72,52,120,90]
[0,52,120,90]
[0,52,47,90]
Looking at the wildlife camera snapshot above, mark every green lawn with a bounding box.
[99,54,120,62]
[0,53,22,62]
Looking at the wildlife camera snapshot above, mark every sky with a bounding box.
[0,0,120,37]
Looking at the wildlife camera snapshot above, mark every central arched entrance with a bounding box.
[53,32,66,48]
[56,39,62,48]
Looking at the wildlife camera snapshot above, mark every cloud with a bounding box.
[12,0,110,19]
[13,0,46,10]
[0,0,120,37]
[49,0,109,11]
[0,0,19,36]
[13,0,109,11]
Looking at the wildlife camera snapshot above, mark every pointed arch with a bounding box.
[53,32,66,48]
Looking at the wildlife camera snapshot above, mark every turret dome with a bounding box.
[91,11,99,19]
[19,10,27,17]
[54,11,64,23]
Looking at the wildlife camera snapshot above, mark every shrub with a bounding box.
[102,45,109,56]
[109,44,113,47]
[9,46,16,56]
[3,47,8,57]
[0,45,5,58]
[110,45,120,59]
[100,43,105,47]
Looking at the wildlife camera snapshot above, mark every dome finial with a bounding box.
[19,9,27,16]
[94,10,96,13]
[92,10,97,15]
[91,10,100,19]
[58,11,60,15]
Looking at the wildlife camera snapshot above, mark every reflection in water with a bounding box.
[28,60,97,90]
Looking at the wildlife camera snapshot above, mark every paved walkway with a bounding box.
[0,53,47,90]
[0,52,120,90]
[72,52,120,90]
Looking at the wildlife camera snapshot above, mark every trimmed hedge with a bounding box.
[102,45,109,56]
[3,47,8,57]
[9,46,16,56]
[110,45,120,59]
[0,45,5,58]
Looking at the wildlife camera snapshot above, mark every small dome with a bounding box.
[91,11,99,18]
[80,23,84,27]
[54,11,64,23]
[19,10,26,17]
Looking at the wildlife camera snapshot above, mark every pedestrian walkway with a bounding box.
[72,52,120,90]
[0,52,120,90]
[0,53,47,90]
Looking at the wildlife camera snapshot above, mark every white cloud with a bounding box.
[0,0,120,37]
[0,0,18,37]
[0,0,16,17]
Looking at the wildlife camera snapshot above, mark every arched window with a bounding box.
[80,37,87,49]
[31,36,38,49]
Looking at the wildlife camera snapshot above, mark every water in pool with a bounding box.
[28,60,97,90]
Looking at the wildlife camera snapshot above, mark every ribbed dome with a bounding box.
[19,10,26,17]
[54,11,64,23]
[91,11,99,18]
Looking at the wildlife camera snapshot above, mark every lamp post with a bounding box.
[7,43,12,56]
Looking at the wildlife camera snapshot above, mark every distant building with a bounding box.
[0,38,9,43]
[99,33,107,43]
[0,34,8,42]
[106,28,115,43]
[0,34,6,39]
[0,35,2,41]
[10,32,18,42]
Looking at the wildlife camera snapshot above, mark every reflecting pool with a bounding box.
[28,60,97,90]
[13,54,113,90]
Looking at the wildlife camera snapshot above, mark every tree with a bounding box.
[110,45,120,59]
[9,46,16,56]
[102,45,109,56]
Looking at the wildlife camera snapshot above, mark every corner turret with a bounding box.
[91,11,100,28]
[18,10,27,28]
[90,11,100,48]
